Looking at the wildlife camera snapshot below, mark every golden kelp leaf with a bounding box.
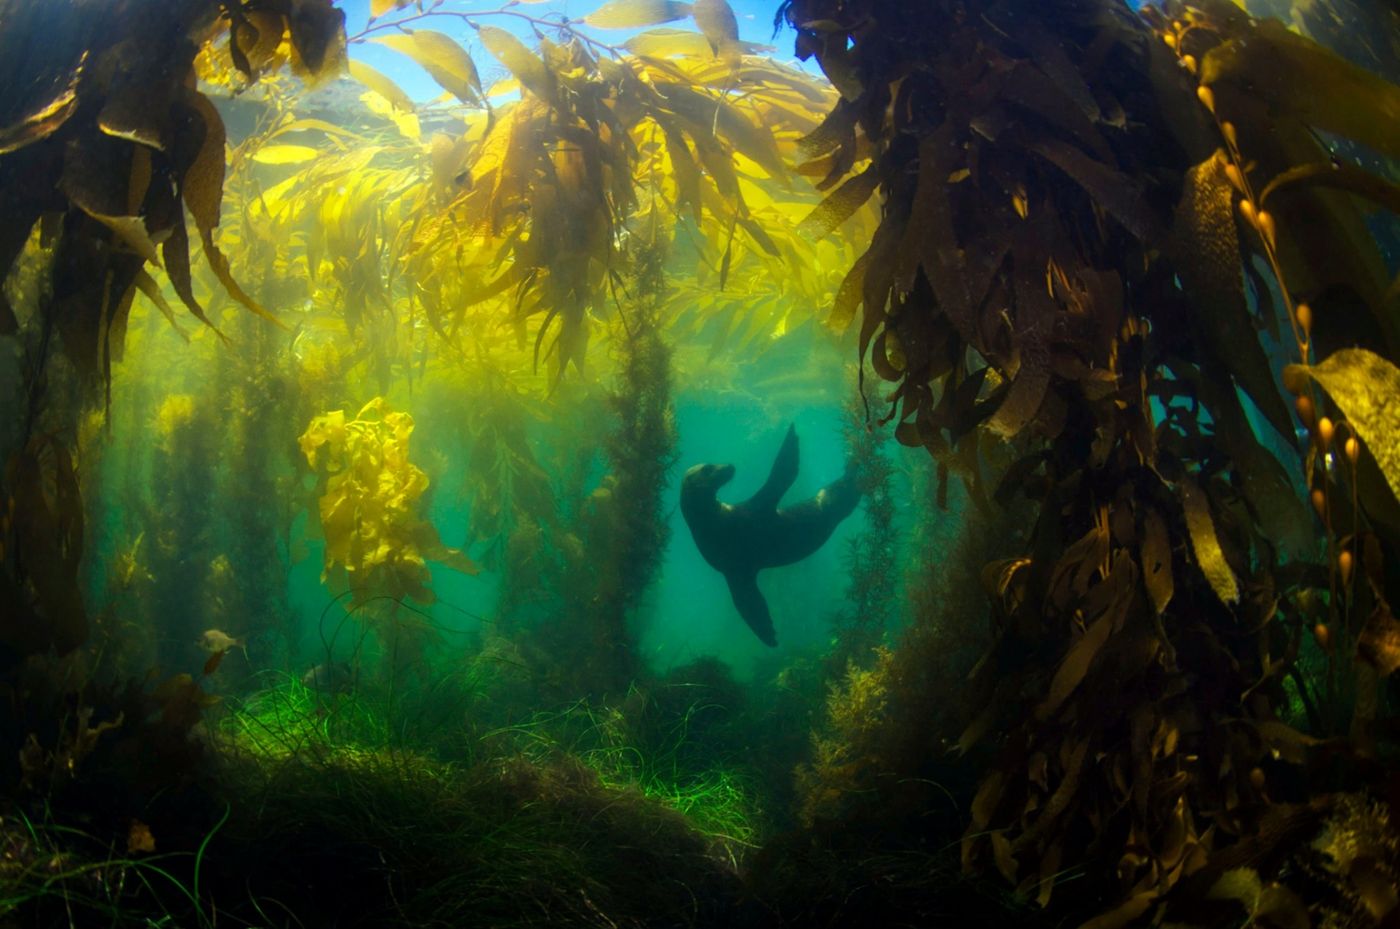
[269,118,365,142]
[348,59,415,112]
[1358,606,1400,677]
[1174,153,1294,443]
[126,820,155,855]
[1260,161,1400,217]
[361,90,420,140]
[476,26,553,103]
[0,50,85,155]
[1140,507,1173,615]
[1284,348,1400,507]
[1209,868,1263,913]
[1179,478,1238,605]
[796,164,878,241]
[370,0,412,18]
[624,28,715,57]
[1201,20,1400,161]
[373,30,482,105]
[583,0,693,28]
[87,213,161,266]
[251,144,322,165]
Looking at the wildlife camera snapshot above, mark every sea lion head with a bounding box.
[681,462,736,503]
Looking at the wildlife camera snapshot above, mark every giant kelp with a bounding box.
[775,0,1400,924]
[0,0,347,665]
[4,0,1399,926]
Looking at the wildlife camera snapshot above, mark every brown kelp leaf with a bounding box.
[287,0,347,78]
[1194,367,1312,561]
[1201,19,1400,161]
[1357,605,1400,677]
[126,820,156,855]
[796,163,878,241]
[654,83,787,180]
[987,262,1054,439]
[0,50,85,155]
[658,123,702,221]
[1255,721,1321,765]
[1179,477,1239,605]
[1283,348,1400,507]
[181,91,225,234]
[1174,152,1294,443]
[59,133,136,218]
[5,439,87,654]
[348,60,415,112]
[1029,139,1157,241]
[830,248,870,331]
[476,26,554,103]
[1077,890,1157,929]
[133,269,188,340]
[97,74,173,150]
[202,648,229,676]
[583,0,693,28]
[692,0,740,66]
[162,216,221,335]
[203,234,278,324]
[372,31,482,105]
[1260,161,1400,217]
[1036,608,1114,720]
[1141,507,1173,615]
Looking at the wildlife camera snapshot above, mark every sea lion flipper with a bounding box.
[750,424,799,512]
[725,572,777,647]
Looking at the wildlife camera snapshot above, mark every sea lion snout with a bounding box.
[682,462,735,496]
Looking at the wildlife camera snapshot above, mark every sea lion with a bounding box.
[680,424,861,646]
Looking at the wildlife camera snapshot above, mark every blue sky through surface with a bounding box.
[336,0,810,102]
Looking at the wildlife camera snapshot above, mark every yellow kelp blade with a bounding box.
[372,30,482,106]
[583,0,693,28]
[348,59,415,112]
[1285,348,1400,507]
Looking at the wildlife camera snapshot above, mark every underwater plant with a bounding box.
[299,396,477,605]
[774,0,1400,924]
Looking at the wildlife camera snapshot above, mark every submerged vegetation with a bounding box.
[1,0,1399,925]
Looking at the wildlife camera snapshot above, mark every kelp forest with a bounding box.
[1,0,1399,925]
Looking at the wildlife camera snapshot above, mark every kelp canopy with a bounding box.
[1,0,1400,926]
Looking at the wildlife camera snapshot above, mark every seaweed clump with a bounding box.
[774,0,1400,924]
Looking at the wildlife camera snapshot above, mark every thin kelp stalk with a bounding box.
[573,231,679,696]
[145,393,218,674]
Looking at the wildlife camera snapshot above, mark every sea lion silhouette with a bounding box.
[680,424,861,646]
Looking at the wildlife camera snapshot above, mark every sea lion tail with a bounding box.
[725,572,777,647]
